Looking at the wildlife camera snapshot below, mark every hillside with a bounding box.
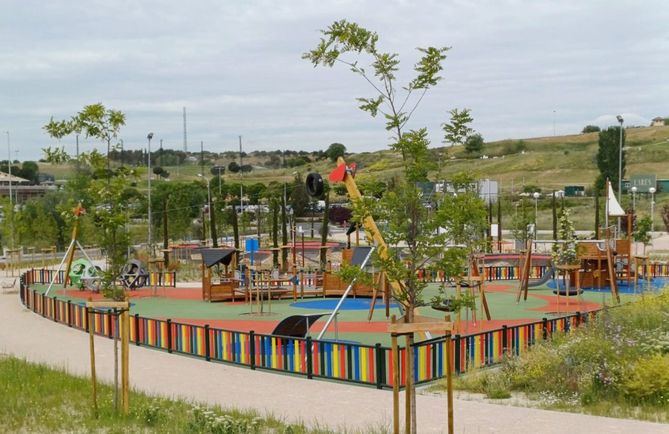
[39,125,669,193]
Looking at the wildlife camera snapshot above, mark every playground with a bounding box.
[29,255,665,347]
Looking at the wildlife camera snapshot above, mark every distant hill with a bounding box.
[39,125,669,193]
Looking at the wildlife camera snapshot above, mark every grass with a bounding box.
[0,356,359,433]
[42,126,669,190]
[434,290,669,423]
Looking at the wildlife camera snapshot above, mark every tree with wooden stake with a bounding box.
[86,299,131,416]
[305,20,485,433]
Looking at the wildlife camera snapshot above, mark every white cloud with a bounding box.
[1,0,668,159]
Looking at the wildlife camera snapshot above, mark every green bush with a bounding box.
[622,354,669,405]
[452,289,669,420]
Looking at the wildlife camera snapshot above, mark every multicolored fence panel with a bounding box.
[148,271,177,287]
[19,270,606,389]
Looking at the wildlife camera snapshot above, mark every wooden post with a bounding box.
[405,332,413,434]
[391,315,400,434]
[445,315,454,434]
[87,304,98,418]
[121,307,130,415]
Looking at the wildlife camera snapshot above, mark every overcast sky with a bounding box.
[1,0,667,160]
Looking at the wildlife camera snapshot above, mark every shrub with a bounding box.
[622,354,669,404]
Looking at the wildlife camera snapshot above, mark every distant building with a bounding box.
[564,185,585,197]
[0,171,56,202]
[651,117,665,127]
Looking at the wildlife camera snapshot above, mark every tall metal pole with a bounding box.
[147,133,154,256]
[183,107,187,152]
[649,187,656,234]
[6,131,13,249]
[617,115,624,234]
[239,136,244,236]
[616,116,624,201]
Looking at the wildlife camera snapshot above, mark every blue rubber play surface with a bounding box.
[291,298,399,310]
[547,277,668,294]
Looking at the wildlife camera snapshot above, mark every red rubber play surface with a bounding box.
[40,278,624,346]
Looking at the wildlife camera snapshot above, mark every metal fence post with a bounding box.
[306,336,313,379]
[375,343,383,389]
[249,330,256,370]
[166,319,173,353]
[204,324,211,361]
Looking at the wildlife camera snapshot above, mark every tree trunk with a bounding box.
[163,198,169,265]
[210,197,218,248]
[231,207,239,250]
[272,199,279,268]
[281,194,288,272]
[594,191,600,238]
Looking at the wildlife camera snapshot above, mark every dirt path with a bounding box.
[1,283,667,433]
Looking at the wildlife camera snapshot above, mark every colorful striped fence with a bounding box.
[19,269,611,389]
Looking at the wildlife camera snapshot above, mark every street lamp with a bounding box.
[147,132,154,256]
[616,115,624,201]
[5,131,13,249]
[533,192,540,240]
[616,115,624,233]
[649,187,656,236]
[630,186,637,214]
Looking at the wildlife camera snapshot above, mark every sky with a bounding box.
[1,0,668,160]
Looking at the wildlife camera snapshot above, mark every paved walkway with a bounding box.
[1,283,667,433]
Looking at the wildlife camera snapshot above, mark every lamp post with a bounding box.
[5,131,13,249]
[631,186,637,214]
[616,115,624,201]
[147,132,154,256]
[533,192,540,240]
[649,187,656,236]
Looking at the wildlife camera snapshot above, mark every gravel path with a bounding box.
[1,281,667,433]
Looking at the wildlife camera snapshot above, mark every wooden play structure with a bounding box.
[322,246,388,298]
[201,248,239,302]
[45,204,98,296]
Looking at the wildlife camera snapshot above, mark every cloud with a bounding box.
[1,0,668,159]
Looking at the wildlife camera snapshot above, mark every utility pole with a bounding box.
[147,133,154,256]
[200,141,204,177]
[6,131,14,249]
[239,136,244,237]
[183,107,188,152]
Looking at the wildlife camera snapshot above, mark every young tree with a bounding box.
[464,133,484,155]
[442,108,473,147]
[44,103,125,180]
[43,106,132,286]
[305,20,485,431]
[510,199,534,247]
[325,143,346,162]
[582,125,600,133]
[595,126,626,194]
